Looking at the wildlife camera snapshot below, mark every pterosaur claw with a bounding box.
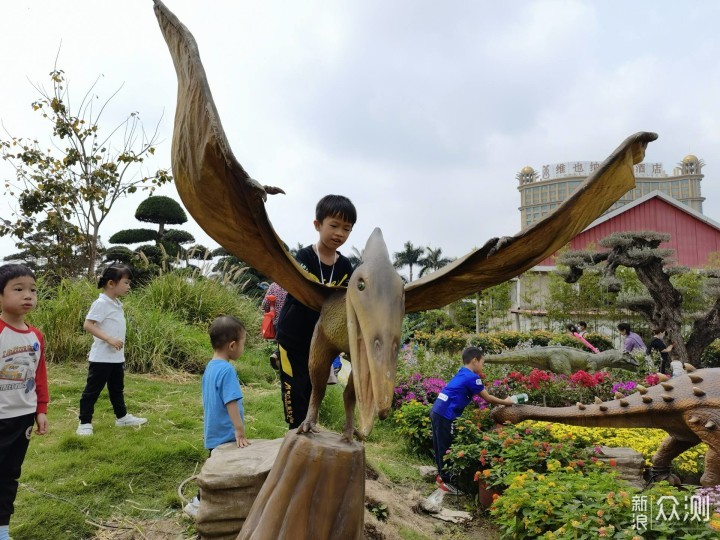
[296,419,320,435]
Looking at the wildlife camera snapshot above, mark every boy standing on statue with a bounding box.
[430,346,513,495]
[274,195,356,429]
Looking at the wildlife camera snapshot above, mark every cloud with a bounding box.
[1,0,719,270]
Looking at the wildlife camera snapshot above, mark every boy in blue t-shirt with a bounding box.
[202,316,249,450]
[430,346,513,495]
[186,316,249,519]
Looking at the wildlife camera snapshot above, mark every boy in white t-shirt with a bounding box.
[76,265,146,436]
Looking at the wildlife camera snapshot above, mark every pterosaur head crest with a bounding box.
[346,228,405,437]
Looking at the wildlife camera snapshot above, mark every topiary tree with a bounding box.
[108,195,194,268]
[134,195,187,236]
[557,230,720,365]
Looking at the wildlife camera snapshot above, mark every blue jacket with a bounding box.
[431,366,485,421]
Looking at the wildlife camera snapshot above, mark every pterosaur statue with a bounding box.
[153,1,656,443]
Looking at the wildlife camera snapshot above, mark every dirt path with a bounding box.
[93,475,500,540]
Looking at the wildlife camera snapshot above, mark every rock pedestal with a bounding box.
[592,446,646,489]
[238,431,365,540]
[196,439,283,540]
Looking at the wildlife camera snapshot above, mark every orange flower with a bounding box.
[457,450,465,458]
[483,469,492,478]
[609,459,617,467]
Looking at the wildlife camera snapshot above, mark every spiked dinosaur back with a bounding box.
[492,366,720,486]
[492,367,720,433]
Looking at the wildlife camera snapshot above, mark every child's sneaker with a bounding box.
[76,423,93,436]
[115,414,147,427]
[436,475,462,495]
[269,350,280,371]
[183,496,200,519]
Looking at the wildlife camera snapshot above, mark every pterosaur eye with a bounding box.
[357,279,366,291]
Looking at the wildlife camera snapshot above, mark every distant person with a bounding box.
[430,346,513,495]
[77,265,146,436]
[0,264,49,540]
[261,282,288,370]
[274,195,356,429]
[617,323,646,353]
[402,335,417,365]
[577,321,588,337]
[566,323,599,354]
[646,327,673,375]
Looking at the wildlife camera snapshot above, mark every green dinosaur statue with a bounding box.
[484,346,639,375]
[153,0,656,442]
[492,367,720,487]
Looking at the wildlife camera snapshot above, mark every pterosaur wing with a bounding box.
[404,131,658,313]
[153,0,330,311]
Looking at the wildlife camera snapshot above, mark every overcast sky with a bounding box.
[2,1,719,277]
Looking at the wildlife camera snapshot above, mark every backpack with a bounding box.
[261,295,276,340]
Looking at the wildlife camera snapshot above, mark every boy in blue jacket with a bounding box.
[430,346,513,494]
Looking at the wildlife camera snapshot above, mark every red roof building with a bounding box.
[537,190,720,269]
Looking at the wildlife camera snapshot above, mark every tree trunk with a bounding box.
[237,431,365,540]
[635,263,686,361]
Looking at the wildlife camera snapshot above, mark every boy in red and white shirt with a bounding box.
[0,264,49,540]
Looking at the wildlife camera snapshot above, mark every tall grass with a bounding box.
[28,274,263,373]
[136,274,262,343]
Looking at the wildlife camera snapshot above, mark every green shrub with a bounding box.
[700,339,720,367]
[585,331,614,351]
[491,468,718,539]
[527,329,554,346]
[467,334,505,354]
[391,401,433,458]
[491,331,531,348]
[429,330,468,354]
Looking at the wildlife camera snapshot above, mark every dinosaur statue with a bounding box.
[484,346,639,375]
[491,366,720,487]
[153,0,656,442]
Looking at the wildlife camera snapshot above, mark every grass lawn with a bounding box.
[11,349,440,539]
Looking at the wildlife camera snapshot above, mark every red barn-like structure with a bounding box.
[539,190,720,269]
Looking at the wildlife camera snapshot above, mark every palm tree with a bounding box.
[418,247,454,277]
[393,241,424,282]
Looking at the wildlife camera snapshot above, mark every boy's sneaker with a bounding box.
[436,475,462,495]
[183,496,200,519]
[115,413,147,427]
[76,423,93,436]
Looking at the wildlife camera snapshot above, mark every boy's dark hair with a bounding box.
[316,195,357,225]
[98,264,133,289]
[0,264,36,293]
[577,321,587,328]
[652,327,666,335]
[462,346,484,364]
[209,315,246,349]
[617,323,631,333]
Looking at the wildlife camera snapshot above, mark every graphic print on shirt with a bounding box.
[298,260,350,288]
[1,341,39,395]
